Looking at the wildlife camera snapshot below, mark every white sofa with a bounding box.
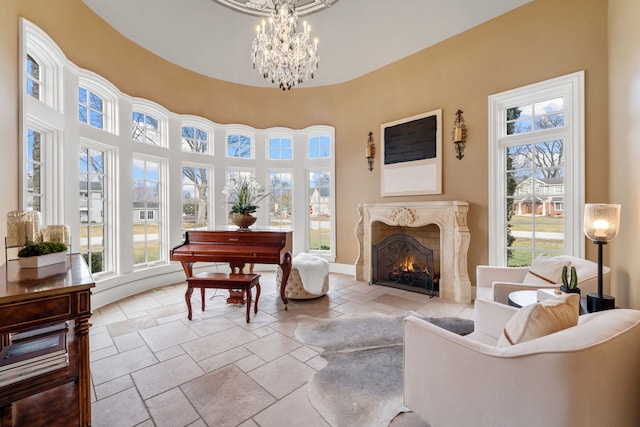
[476,255,611,304]
[404,299,640,427]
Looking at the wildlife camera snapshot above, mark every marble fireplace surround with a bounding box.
[354,201,471,303]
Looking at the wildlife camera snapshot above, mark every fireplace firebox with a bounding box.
[371,232,439,297]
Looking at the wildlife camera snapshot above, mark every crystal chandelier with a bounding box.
[251,0,319,90]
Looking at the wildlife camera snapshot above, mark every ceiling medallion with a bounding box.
[251,0,320,90]
[212,0,338,17]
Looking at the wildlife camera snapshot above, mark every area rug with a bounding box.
[294,312,474,427]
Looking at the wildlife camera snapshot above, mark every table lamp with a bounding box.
[583,203,620,312]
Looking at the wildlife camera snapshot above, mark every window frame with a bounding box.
[267,132,294,160]
[132,155,167,268]
[225,130,254,159]
[181,119,213,155]
[488,71,585,265]
[78,139,116,278]
[131,105,168,148]
[181,162,212,230]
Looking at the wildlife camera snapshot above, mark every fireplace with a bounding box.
[372,232,439,296]
[354,201,471,303]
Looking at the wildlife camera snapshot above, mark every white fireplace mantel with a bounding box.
[354,201,471,303]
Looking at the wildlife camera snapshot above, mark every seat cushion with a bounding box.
[497,293,580,347]
[522,255,571,285]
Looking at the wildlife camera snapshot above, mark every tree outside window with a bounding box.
[269,171,292,228]
[132,112,160,145]
[182,165,209,230]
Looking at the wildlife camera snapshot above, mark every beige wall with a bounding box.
[609,0,640,309]
[1,0,624,303]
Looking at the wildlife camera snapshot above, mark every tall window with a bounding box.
[489,72,584,266]
[133,158,162,265]
[309,171,331,252]
[26,55,40,100]
[268,137,292,159]
[182,126,209,153]
[269,171,292,228]
[309,135,330,159]
[227,134,252,158]
[26,128,43,213]
[132,112,160,145]
[182,165,209,230]
[79,146,107,274]
[78,87,104,129]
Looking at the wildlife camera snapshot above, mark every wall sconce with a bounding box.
[583,203,621,312]
[452,109,467,160]
[366,131,375,171]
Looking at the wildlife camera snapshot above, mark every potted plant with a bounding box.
[223,176,270,229]
[560,265,580,294]
[18,241,68,268]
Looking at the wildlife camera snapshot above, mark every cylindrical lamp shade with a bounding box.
[42,225,71,245]
[6,210,42,247]
[583,203,621,242]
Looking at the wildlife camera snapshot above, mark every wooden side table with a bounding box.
[508,289,588,314]
[0,254,95,427]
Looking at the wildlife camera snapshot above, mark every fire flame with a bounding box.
[392,255,429,275]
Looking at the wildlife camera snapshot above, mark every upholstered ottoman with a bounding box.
[276,253,329,299]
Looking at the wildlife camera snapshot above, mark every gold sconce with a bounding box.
[366,131,375,171]
[452,109,467,160]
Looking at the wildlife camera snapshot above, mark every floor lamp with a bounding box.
[583,203,621,312]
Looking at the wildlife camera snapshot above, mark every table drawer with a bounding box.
[0,295,72,333]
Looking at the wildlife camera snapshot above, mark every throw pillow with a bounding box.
[522,255,571,285]
[497,293,580,347]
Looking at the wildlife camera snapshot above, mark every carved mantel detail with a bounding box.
[389,208,416,226]
[354,201,471,303]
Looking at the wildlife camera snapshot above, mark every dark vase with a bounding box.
[230,214,257,230]
[560,285,581,294]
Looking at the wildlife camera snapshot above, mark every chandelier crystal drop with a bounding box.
[251,0,319,90]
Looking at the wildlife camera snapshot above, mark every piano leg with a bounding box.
[245,287,251,323]
[279,252,293,310]
[185,286,194,320]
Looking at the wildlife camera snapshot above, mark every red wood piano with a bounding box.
[169,228,293,309]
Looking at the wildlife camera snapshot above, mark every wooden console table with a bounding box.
[0,254,95,427]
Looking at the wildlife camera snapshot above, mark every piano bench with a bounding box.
[186,272,261,323]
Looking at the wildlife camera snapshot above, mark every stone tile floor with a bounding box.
[90,271,474,427]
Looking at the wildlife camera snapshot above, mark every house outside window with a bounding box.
[133,158,163,266]
[308,171,331,252]
[26,54,40,100]
[26,128,43,213]
[79,145,107,274]
[488,71,584,266]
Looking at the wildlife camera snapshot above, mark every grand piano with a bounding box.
[169,228,293,309]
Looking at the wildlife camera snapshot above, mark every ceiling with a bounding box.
[82,0,532,89]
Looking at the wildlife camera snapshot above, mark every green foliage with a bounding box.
[223,176,270,215]
[18,241,67,258]
[82,251,103,273]
[561,265,578,289]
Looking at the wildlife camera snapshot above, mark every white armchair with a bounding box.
[404,299,640,427]
[476,255,610,304]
